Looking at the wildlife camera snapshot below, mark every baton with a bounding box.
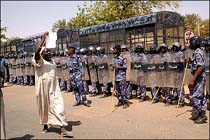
[151,87,160,104]
[177,62,188,108]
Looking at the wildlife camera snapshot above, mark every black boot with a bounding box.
[115,100,123,107]
[189,111,199,120]
[42,124,48,133]
[194,111,208,124]
[122,100,129,108]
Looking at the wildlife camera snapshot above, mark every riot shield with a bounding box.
[97,55,111,84]
[145,54,160,88]
[53,56,63,79]
[130,53,147,86]
[107,54,115,84]
[163,52,178,88]
[15,58,20,77]
[122,52,131,82]
[88,55,98,83]
[24,56,31,75]
[185,47,193,59]
[174,51,185,89]
[8,59,13,80]
[11,58,17,79]
[60,56,69,81]
[20,58,25,77]
[29,55,35,76]
[205,52,209,93]
[80,55,90,81]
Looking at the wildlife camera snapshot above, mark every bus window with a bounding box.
[11,45,16,52]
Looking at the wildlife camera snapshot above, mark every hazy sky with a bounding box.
[1,1,209,38]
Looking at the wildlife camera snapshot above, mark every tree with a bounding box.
[52,19,69,31]
[1,27,8,42]
[200,19,210,37]
[52,0,181,30]
[183,13,201,35]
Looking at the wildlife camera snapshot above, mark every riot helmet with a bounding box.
[149,44,158,54]
[159,43,168,53]
[203,37,210,53]
[189,36,202,50]
[59,50,64,56]
[121,45,128,52]
[89,46,97,55]
[55,50,59,56]
[171,42,181,52]
[96,46,105,55]
[80,48,88,55]
[134,43,144,53]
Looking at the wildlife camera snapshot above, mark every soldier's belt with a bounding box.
[69,69,79,73]
[131,62,144,70]
[88,63,96,70]
[98,63,108,70]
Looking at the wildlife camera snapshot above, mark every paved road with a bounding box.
[2,85,209,139]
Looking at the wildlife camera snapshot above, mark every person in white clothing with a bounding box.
[32,32,71,137]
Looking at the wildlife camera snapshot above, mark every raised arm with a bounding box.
[34,32,49,61]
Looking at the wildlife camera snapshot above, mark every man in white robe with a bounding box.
[32,32,71,137]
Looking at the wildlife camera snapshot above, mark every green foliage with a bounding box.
[1,27,8,42]
[200,19,210,37]
[52,0,181,30]
[183,14,201,33]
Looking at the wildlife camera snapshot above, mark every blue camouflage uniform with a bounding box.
[190,48,207,114]
[68,54,88,104]
[113,54,127,103]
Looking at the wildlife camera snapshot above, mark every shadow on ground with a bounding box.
[8,134,34,140]
[47,120,81,138]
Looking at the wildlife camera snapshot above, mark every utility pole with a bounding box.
[197,17,200,36]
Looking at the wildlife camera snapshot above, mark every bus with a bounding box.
[79,11,184,53]
[21,33,44,54]
[56,29,80,53]
[0,39,22,57]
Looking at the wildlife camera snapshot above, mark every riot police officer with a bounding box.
[88,46,101,96]
[59,50,67,91]
[111,44,129,108]
[171,42,185,107]
[67,45,90,107]
[132,43,147,101]
[97,46,112,97]
[158,43,172,105]
[145,44,160,103]
[187,36,207,124]
[121,45,132,100]
[80,48,91,94]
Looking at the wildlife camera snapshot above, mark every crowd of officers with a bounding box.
[0,36,209,123]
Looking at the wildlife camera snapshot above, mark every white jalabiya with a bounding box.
[0,89,6,139]
[32,56,68,127]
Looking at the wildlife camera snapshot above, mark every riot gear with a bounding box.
[171,42,182,52]
[159,43,168,54]
[190,36,202,50]
[134,43,144,53]
[80,48,88,55]
[121,45,129,52]
[203,37,210,53]
[149,44,158,54]
[60,50,64,56]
